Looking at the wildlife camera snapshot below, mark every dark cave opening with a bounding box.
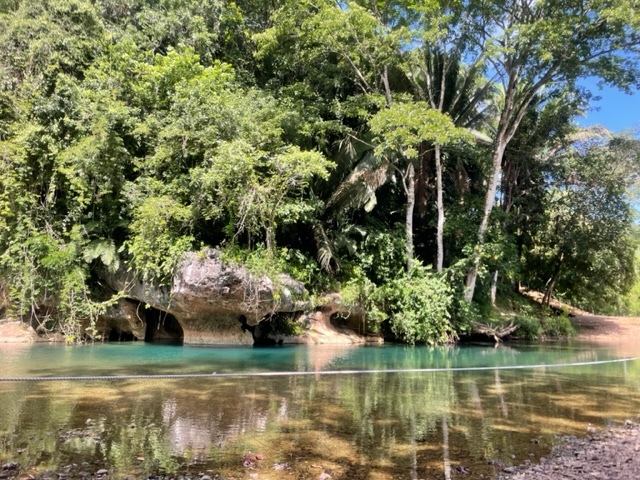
[144,306,184,345]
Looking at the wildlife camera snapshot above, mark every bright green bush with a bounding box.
[377,264,455,345]
[513,315,543,340]
[512,311,575,340]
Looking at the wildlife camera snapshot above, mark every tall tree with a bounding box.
[525,135,639,311]
[489,89,584,301]
[405,47,495,272]
[369,101,469,270]
[460,0,640,302]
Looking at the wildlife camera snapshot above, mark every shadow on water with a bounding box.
[1,342,640,479]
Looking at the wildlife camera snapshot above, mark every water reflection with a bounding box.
[0,342,639,479]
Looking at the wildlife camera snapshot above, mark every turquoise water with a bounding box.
[1,342,639,479]
[1,341,630,376]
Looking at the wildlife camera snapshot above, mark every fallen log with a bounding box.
[472,321,518,343]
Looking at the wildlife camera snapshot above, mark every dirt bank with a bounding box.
[573,314,640,356]
[0,321,36,343]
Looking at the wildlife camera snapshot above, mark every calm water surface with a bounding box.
[1,342,639,479]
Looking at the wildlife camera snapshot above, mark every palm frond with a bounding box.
[313,222,340,273]
[467,128,493,146]
[567,125,612,144]
[325,154,391,214]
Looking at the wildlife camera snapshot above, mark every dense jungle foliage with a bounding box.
[1,0,640,343]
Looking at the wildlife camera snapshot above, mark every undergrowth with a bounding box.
[491,292,575,340]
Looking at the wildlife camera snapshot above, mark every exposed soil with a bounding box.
[0,320,36,343]
[499,314,640,480]
[573,313,640,341]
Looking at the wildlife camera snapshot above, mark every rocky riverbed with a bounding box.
[492,314,640,480]
[497,421,640,480]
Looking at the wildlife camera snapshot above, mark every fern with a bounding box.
[83,239,120,272]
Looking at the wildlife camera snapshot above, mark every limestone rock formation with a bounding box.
[98,249,310,344]
[1,251,375,345]
[95,298,146,341]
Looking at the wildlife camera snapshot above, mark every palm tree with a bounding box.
[405,47,495,271]
[311,47,495,276]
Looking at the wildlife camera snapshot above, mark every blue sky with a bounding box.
[576,77,640,134]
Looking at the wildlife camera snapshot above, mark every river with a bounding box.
[1,342,639,479]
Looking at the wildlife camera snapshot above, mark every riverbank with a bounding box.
[498,314,640,480]
[573,313,640,356]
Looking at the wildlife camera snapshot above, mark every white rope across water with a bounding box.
[0,356,637,382]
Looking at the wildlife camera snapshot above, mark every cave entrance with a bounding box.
[144,306,184,345]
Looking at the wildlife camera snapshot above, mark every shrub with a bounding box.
[125,196,195,284]
[512,311,575,340]
[355,224,407,285]
[543,313,575,338]
[0,226,106,342]
[513,315,543,340]
[376,264,455,345]
[339,265,385,331]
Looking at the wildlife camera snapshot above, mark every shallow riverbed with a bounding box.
[1,342,639,479]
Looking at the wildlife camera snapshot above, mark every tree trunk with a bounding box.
[382,65,393,107]
[490,269,498,305]
[543,253,564,307]
[265,212,276,254]
[435,144,445,272]
[406,162,415,271]
[464,137,508,302]
[265,227,275,253]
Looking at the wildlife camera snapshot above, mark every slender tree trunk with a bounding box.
[265,213,276,254]
[490,269,499,305]
[406,163,415,271]
[464,137,508,302]
[382,65,393,107]
[464,264,479,303]
[435,144,445,272]
[543,253,564,307]
[543,276,557,307]
[416,147,432,217]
